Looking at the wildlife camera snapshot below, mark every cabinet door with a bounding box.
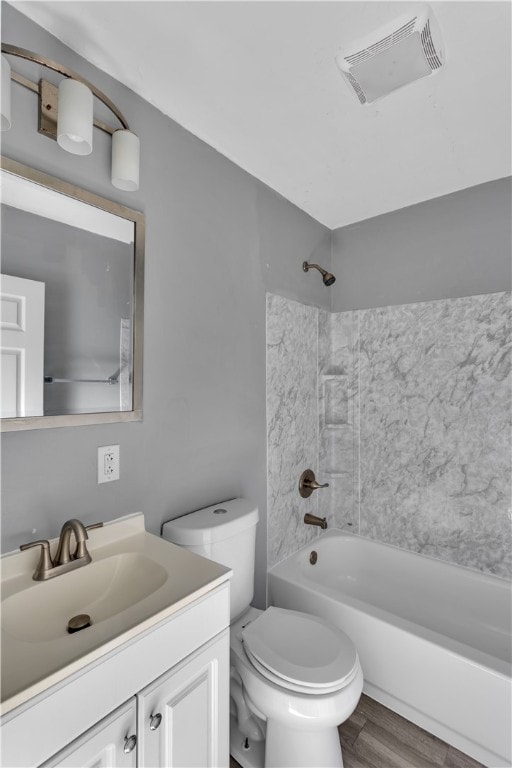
[137,630,229,768]
[39,699,137,768]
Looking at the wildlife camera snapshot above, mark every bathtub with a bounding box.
[268,529,512,768]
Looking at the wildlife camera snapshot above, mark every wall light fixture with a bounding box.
[1,44,140,191]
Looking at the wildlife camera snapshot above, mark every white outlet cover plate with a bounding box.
[97,445,120,484]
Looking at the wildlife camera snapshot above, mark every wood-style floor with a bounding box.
[230,694,486,768]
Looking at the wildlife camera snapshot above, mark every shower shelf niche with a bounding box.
[321,374,349,426]
[319,424,354,476]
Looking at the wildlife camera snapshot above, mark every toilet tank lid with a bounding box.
[162,498,259,546]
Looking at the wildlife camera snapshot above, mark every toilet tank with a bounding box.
[162,498,259,622]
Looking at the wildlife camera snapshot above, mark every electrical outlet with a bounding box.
[97,445,120,484]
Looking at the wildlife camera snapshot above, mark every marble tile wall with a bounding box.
[266,294,319,568]
[267,291,511,578]
[317,311,358,530]
[357,291,511,578]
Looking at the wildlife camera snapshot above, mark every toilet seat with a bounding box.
[241,606,358,694]
[243,645,360,695]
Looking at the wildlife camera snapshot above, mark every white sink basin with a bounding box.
[0,513,231,714]
[2,552,168,642]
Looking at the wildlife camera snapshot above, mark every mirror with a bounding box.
[0,156,144,431]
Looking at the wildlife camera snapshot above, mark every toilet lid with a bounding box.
[241,607,357,690]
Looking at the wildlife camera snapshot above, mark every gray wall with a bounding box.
[0,4,331,607]
[331,177,512,311]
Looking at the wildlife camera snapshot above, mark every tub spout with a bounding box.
[304,513,328,529]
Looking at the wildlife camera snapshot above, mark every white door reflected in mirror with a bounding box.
[0,273,45,418]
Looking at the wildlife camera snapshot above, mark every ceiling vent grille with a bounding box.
[335,5,444,105]
[345,72,367,105]
[344,18,417,66]
[420,19,443,69]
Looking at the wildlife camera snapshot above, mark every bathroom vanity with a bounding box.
[0,513,231,767]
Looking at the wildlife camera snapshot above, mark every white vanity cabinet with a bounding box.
[1,515,232,768]
[41,631,229,768]
[1,583,231,768]
[40,700,138,768]
[137,632,228,767]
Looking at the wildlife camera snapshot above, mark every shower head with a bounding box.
[302,261,336,287]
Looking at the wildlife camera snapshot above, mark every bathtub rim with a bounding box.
[268,528,512,679]
[279,527,512,585]
[268,530,512,767]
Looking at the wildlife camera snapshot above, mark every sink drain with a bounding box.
[67,614,92,634]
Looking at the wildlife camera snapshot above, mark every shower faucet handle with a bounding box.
[20,539,54,580]
[299,469,329,498]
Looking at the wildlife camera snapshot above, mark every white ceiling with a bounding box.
[10,1,512,229]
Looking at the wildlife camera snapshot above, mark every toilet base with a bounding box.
[265,721,343,768]
[230,713,344,768]
[230,713,265,768]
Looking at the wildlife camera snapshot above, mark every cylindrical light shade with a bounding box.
[1,55,12,131]
[111,130,140,191]
[57,78,93,155]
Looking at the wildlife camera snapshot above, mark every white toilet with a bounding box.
[162,498,363,768]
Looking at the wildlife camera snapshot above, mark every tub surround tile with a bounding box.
[317,308,333,525]
[317,308,331,375]
[318,311,358,530]
[267,291,511,580]
[266,294,319,568]
[358,292,511,578]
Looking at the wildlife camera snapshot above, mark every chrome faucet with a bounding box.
[20,519,103,581]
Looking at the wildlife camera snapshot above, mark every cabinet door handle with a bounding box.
[123,734,137,754]
[149,713,162,731]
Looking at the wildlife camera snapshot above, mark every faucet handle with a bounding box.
[20,540,54,580]
[299,469,329,498]
[85,522,104,532]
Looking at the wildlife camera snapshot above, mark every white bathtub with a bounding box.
[268,530,512,767]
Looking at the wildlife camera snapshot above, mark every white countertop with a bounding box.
[0,513,231,715]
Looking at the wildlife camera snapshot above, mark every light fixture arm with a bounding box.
[2,42,140,190]
[1,43,130,133]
